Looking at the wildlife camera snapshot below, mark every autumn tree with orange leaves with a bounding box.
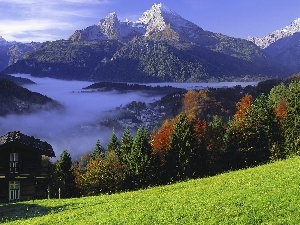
[182,90,209,118]
[151,118,175,164]
[234,94,253,124]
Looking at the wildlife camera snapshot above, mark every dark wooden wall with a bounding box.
[0,144,49,203]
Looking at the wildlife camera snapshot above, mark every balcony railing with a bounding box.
[9,161,19,173]
[0,164,51,178]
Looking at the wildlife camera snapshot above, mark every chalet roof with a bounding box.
[0,131,55,157]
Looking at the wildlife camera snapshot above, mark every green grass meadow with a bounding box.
[1,157,300,224]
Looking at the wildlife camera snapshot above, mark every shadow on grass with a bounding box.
[0,202,68,223]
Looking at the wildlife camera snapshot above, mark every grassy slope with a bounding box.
[1,157,300,224]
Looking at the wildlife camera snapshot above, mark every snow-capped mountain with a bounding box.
[70,3,210,43]
[247,18,300,49]
[5,3,291,82]
[246,18,300,72]
[138,3,183,36]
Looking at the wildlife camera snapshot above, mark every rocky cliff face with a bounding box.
[69,3,212,44]
[69,12,145,42]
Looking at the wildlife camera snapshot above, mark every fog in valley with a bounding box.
[0,74,160,160]
[0,74,258,160]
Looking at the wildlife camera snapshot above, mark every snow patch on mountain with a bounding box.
[247,18,300,49]
[70,11,146,41]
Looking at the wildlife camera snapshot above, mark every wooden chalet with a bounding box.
[0,131,55,203]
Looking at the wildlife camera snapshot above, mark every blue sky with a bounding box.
[0,0,300,43]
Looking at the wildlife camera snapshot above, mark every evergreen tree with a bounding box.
[284,81,300,155]
[107,128,120,152]
[127,127,153,188]
[167,113,201,181]
[206,115,226,174]
[225,94,284,168]
[55,149,77,198]
[119,126,133,164]
[90,139,105,160]
[245,94,284,162]
[268,83,288,108]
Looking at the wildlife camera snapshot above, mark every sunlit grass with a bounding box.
[1,157,300,224]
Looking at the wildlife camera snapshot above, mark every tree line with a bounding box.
[47,79,300,198]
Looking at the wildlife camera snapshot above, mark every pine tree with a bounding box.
[225,94,285,168]
[119,126,133,164]
[55,149,77,198]
[284,81,300,155]
[107,128,120,152]
[90,139,105,160]
[206,115,226,174]
[268,83,288,108]
[127,127,153,188]
[167,113,200,181]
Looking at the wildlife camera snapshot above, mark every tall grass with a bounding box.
[1,157,300,224]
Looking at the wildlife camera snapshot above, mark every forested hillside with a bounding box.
[0,73,35,85]
[44,78,300,198]
[0,79,61,116]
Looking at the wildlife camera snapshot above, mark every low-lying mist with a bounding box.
[0,74,157,160]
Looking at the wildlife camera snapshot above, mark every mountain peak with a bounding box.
[0,35,6,42]
[152,3,176,15]
[137,3,180,36]
[247,17,300,49]
[69,2,206,43]
[99,12,119,26]
[0,35,9,46]
[138,3,177,24]
[106,12,118,19]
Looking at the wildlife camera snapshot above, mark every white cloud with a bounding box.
[0,19,74,42]
[0,0,114,42]
[0,19,73,33]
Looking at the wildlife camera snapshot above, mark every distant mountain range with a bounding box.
[0,36,40,71]
[2,3,300,82]
[247,18,300,72]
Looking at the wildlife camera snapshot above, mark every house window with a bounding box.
[9,181,20,201]
[10,153,19,173]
